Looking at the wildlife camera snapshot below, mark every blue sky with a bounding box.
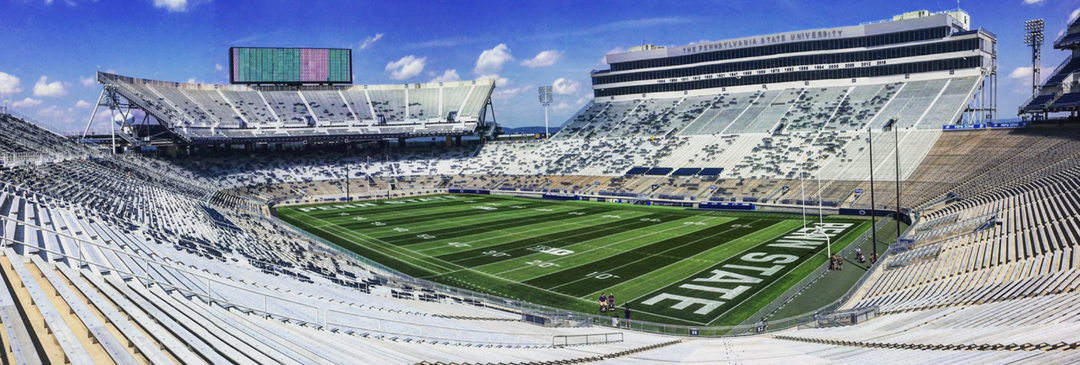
[1,0,1077,131]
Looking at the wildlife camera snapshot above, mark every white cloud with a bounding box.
[552,78,580,95]
[430,69,461,83]
[360,33,384,50]
[576,95,593,105]
[522,50,563,68]
[37,105,69,118]
[79,76,96,88]
[552,102,573,111]
[11,97,41,108]
[1008,66,1033,79]
[474,44,514,75]
[187,78,198,84]
[151,0,187,12]
[75,100,92,108]
[600,47,627,65]
[33,76,67,97]
[493,85,533,99]
[1023,0,1044,4]
[0,72,21,96]
[385,55,426,80]
[476,74,509,87]
[215,64,224,71]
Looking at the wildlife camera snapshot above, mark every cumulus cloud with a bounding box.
[1008,66,1033,79]
[11,97,41,108]
[151,0,187,12]
[361,33,384,50]
[429,69,461,83]
[215,64,224,71]
[1023,0,1044,4]
[476,74,509,87]
[493,85,533,99]
[79,76,96,88]
[37,105,70,118]
[600,47,627,65]
[552,78,579,95]
[386,55,426,80]
[33,76,67,97]
[474,44,514,75]
[0,72,21,96]
[522,50,563,68]
[552,102,573,111]
[75,100,92,108]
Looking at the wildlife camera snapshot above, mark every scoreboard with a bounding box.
[230,47,352,84]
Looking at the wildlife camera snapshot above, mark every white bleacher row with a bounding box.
[557,77,980,143]
[845,166,1080,313]
[0,191,683,364]
[98,73,493,130]
[599,334,1075,364]
[772,292,1080,357]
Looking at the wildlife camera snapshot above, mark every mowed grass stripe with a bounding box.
[710,220,870,326]
[438,213,676,267]
[522,218,768,296]
[603,220,801,305]
[299,195,488,219]
[626,220,867,325]
[409,211,649,254]
[331,201,550,230]
[485,216,736,282]
[376,208,611,245]
[279,210,453,277]
[338,201,559,237]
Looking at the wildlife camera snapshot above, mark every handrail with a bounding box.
[552,332,623,348]
[326,309,567,347]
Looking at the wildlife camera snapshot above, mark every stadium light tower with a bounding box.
[538,86,553,138]
[1024,19,1044,98]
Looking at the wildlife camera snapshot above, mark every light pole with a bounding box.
[800,171,806,230]
[894,118,902,238]
[1024,19,1044,99]
[868,126,877,258]
[538,86,553,139]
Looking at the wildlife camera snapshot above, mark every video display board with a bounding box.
[230,47,352,84]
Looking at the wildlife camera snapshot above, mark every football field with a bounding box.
[278,194,871,326]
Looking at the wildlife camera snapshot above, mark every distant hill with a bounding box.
[501,126,561,135]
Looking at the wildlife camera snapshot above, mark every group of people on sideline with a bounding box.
[600,292,631,327]
[831,246,881,271]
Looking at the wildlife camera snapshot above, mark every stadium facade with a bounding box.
[86,72,496,146]
[593,9,994,118]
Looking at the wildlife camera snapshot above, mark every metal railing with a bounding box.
[553,332,623,348]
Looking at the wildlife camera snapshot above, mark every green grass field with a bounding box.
[278,194,870,326]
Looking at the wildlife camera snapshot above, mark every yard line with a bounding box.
[331,202,565,236]
[705,221,870,322]
[412,212,644,253]
[304,207,607,308]
[547,219,765,292]
[620,221,798,305]
[486,216,730,276]
[302,210,465,273]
